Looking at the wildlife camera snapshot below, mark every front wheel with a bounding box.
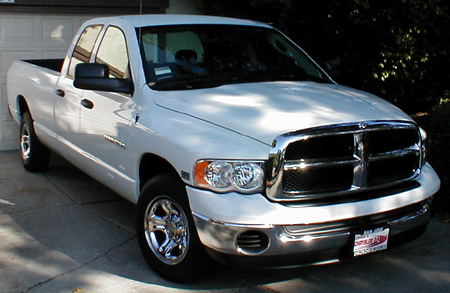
[137,173,213,282]
[20,111,51,172]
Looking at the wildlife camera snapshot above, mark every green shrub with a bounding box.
[415,97,450,218]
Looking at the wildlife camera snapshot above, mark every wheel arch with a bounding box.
[17,95,30,120]
[138,153,180,192]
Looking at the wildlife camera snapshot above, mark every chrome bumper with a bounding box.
[193,197,432,265]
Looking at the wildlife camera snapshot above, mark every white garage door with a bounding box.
[0,14,98,151]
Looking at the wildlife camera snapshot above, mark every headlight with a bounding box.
[194,160,265,193]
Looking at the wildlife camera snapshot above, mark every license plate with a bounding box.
[353,227,390,257]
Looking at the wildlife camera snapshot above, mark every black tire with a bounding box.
[20,111,51,172]
[137,173,213,283]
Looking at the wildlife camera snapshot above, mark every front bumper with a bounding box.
[193,196,432,267]
[187,164,440,267]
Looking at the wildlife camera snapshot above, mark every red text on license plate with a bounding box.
[353,227,389,257]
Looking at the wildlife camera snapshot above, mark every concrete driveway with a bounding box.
[1,150,449,292]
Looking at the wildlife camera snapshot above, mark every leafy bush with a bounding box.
[415,97,450,218]
[282,0,450,113]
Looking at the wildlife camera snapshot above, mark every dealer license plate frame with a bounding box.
[353,227,390,257]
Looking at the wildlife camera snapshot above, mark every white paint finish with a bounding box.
[84,14,271,29]
[154,81,413,145]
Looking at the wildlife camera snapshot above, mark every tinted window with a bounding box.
[140,25,331,91]
[68,25,103,78]
[96,26,130,79]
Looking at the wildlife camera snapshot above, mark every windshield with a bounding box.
[139,25,331,91]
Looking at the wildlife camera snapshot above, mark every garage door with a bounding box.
[0,0,169,151]
[0,14,100,151]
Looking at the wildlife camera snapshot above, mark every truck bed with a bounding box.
[24,59,64,73]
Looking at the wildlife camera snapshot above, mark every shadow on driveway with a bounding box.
[1,151,449,292]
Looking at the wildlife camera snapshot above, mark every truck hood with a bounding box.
[153,81,413,145]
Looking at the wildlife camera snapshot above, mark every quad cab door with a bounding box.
[54,25,103,149]
[78,26,138,186]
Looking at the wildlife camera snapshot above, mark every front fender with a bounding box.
[132,101,271,188]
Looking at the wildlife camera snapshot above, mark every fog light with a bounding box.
[236,230,269,255]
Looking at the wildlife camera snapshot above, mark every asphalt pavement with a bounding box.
[1,150,449,292]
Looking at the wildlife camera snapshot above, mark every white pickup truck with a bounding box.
[7,15,440,282]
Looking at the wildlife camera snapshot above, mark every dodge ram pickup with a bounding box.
[7,15,440,282]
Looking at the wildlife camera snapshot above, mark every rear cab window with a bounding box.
[67,25,103,78]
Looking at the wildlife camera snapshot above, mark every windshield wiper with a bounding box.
[247,70,331,83]
[150,73,209,90]
[151,71,250,90]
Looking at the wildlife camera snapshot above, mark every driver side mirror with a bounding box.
[73,63,133,94]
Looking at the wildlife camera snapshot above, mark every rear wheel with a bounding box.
[20,111,51,172]
[137,173,213,282]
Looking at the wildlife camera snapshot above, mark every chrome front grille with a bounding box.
[266,121,423,202]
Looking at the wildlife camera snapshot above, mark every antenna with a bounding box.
[138,0,143,49]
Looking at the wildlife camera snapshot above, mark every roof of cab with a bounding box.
[84,14,272,29]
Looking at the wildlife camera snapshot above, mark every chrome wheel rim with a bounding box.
[144,196,189,265]
[20,123,31,161]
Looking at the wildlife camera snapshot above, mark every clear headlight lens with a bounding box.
[204,161,233,189]
[194,160,265,193]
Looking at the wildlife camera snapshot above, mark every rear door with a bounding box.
[54,25,103,147]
